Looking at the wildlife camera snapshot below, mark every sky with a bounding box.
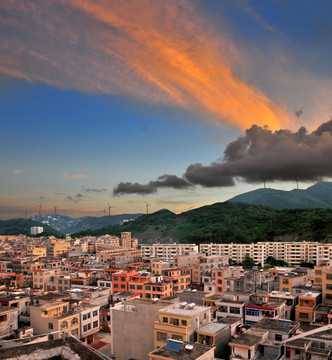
[1,0,332,219]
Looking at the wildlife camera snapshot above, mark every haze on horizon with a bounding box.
[1,0,332,219]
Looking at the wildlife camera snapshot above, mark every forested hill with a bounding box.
[73,202,332,244]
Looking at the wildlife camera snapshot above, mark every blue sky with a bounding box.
[1,0,332,219]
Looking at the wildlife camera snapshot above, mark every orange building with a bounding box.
[162,268,190,294]
[129,273,151,297]
[143,281,173,299]
[112,269,138,294]
[295,291,321,323]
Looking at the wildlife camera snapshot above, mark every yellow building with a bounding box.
[30,301,80,339]
[48,239,71,258]
[322,267,332,304]
[154,303,211,348]
[27,246,47,258]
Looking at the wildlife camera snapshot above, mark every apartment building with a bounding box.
[30,300,80,339]
[151,261,170,276]
[48,239,71,258]
[79,304,100,344]
[128,272,151,297]
[162,268,191,293]
[295,291,321,323]
[154,302,211,348]
[120,232,132,248]
[27,246,47,258]
[111,298,174,360]
[200,241,331,266]
[0,306,18,337]
[33,268,58,291]
[141,244,198,261]
[279,272,308,293]
[321,266,332,304]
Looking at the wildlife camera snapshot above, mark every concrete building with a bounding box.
[200,241,332,266]
[141,244,198,261]
[295,291,321,323]
[30,227,43,235]
[79,304,100,344]
[0,306,18,337]
[47,239,71,258]
[111,298,174,360]
[154,302,211,348]
[149,340,215,360]
[30,300,81,339]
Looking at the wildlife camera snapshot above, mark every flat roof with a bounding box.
[149,341,213,360]
[160,304,209,316]
[198,322,228,334]
[229,330,267,348]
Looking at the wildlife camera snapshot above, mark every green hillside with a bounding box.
[227,182,332,209]
[0,218,63,237]
[72,203,332,244]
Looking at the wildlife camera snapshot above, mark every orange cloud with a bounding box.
[63,173,87,179]
[0,0,291,130]
[12,169,23,175]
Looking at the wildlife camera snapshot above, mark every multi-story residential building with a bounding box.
[173,252,201,268]
[151,261,170,276]
[120,232,132,248]
[199,241,332,266]
[268,291,298,320]
[141,244,198,261]
[321,266,332,304]
[162,268,191,294]
[111,298,174,360]
[21,261,46,275]
[295,291,321,323]
[30,300,80,339]
[97,248,141,265]
[79,304,100,344]
[0,306,18,337]
[128,272,150,297]
[27,246,47,258]
[314,261,330,285]
[192,256,229,285]
[0,294,30,318]
[244,293,285,325]
[143,280,173,299]
[48,239,71,258]
[215,295,246,320]
[154,302,211,348]
[33,268,58,291]
[214,266,242,294]
[112,269,138,294]
[279,272,308,293]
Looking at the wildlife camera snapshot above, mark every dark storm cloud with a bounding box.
[67,193,83,203]
[295,107,303,118]
[114,120,332,195]
[113,175,191,196]
[83,188,107,193]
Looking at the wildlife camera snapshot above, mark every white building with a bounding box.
[141,244,198,261]
[31,226,43,235]
[80,304,100,343]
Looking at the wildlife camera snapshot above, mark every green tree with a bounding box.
[242,254,256,269]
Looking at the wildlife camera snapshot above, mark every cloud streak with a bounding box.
[114,119,332,194]
[12,169,23,175]
[63,173,87,179]
[0,0,290,130]
[83,187,107,193]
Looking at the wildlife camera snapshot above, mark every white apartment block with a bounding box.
[199,242,329,266]
[141,244,198,261]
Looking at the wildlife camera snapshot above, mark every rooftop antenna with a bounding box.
[145,201,150,215]
[53,206,58,215]
[38,202,42,216]
[24,210,27,220]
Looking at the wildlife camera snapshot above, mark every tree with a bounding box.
[242,254,256,269]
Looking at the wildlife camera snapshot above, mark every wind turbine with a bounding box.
[108,202,112,216]
[38,202,43,216]
[145,201,150,215]
[53,206,58,215]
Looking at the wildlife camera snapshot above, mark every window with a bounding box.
[327,274,332,280]
[172,334,183,341]
[170,318,179,326]
[146,294,151,298]
[230,307,240,314]
[299,312,309,319]
[181,319,187,326]
[106,315,111,321]
[157,332,167,341]
[121,277,125,281]
[88,323,91,330]
[283,279,289,284]
[163,317,168,323]
[93,321,98,328]
[113,276,118,281]
[71,318,78,325]
[246,309,259,317]
[83,325,88,332]
[93,310,98,317]
[275,334,282,341]
[145,286,151,290]
[48,323,53,329]
[114,283,118,288]
[83,313,91,321]
[106,283,111,287]
[121,284,125,289]
[130,285,135,289]
[100,282,105,287]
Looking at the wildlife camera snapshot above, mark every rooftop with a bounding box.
[198,322,228,334]
[251,318,299,333]
[160,304,209,316]
[229,330,267,348]
[149,340,214,360]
